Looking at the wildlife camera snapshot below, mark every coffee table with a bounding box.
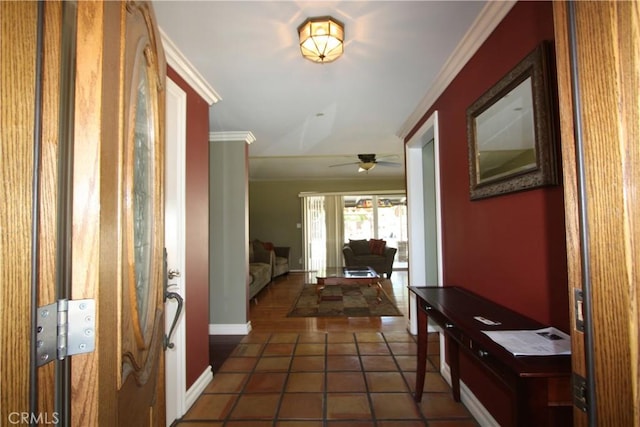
[313,266,382,303]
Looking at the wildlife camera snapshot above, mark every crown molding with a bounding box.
[159,27,222,106]
[209,131,256,144]
[396,0,517,139]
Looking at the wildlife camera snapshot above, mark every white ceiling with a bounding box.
[153,1,489,180]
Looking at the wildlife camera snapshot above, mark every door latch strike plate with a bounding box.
[574,288,584,332]
[37,299,95,366]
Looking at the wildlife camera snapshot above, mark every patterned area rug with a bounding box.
[287,283,403,317]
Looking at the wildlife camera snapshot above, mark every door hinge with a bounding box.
[36,299,95,366]
[572,373,589,412]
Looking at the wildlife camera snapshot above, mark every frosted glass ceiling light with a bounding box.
[298,16,344,63]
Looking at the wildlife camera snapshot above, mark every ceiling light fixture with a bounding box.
[358,162,376,172]
[297,16,344,63]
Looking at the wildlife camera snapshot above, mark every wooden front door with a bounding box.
[1,2,166,425]
[553,1,640,425]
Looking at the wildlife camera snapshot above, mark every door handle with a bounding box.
[164,289,183,350]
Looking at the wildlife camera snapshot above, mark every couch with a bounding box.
[249,240,291,300]
[343,239,397,278]
[272,246,291,278]
[249,241,273,300]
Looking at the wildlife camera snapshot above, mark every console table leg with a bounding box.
[447,335,461,402]
[414,306,428,402]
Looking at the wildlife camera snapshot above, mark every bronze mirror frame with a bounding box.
[467,42,558,200]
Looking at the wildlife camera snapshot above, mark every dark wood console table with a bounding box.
[410,286,572,426]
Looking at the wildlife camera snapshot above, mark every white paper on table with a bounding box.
[482,327,571,356]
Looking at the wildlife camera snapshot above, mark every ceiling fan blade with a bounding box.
[329,161,359,167]
[376,161,402,167]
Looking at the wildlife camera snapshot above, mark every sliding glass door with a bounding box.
[343,195,408,267]
[302,192,407,271]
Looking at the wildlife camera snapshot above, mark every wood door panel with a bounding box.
[553,1,640,425]
[0,1,38,419]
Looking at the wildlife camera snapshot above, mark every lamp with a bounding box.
[297,16,344,63]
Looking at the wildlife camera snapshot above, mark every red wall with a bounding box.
[167,67,210,388]
[406,2,569,424]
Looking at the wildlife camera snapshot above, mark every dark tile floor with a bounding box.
[176,331,478,426]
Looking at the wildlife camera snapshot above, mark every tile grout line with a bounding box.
[271,332,298,426]
[222,332,271,424]
[322,332,328,427]
[383,331,431,425]
[355,332,380,426]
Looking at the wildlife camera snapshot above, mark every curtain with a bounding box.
[302,195,344,270]
[302,195,325,271]
[324,195,344,268]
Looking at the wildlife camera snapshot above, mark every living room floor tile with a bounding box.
[394,355,418,372]
[183,394,237,420]
[254,356,292,372]
[231,343,264,357]
[365,372,409,392]
[278,393,324,419]
[285,372,325,392]
[325,422,375,427]
[229,394,280,419]
[290,355,325,372]
[326,332,355,343]
[297,332,328,343]
[355,332,385,342]
[370,392,422,420]
[325,393,372,420]
[326,372,367,392]
[276,422,323,427]
[263,342,295,356]
[226,422,271,427]
[388,341,418,355]
[358,342,391,355]
[268,333,299,343]
[326,355,362,371]
[218,357,258,372]
[244,372,287,393]
[418,392,474,419]
[294,343,325,356]
[204,373,248,393]
[327,342,358,355]
[360,355,399,371]
[240,332,271,343]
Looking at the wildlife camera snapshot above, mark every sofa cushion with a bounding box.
[249,262,270,282]
[349,239,371,255]
[368,238,386,255]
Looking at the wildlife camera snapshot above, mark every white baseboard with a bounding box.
[440,363,500,427]
[209,322,252,335]
[184,365,213,413]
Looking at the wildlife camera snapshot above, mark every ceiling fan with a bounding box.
[329,153,402,173]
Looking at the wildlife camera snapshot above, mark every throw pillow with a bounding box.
[262,241,274,251]
[369,239,386,255]
[349,239,370,255]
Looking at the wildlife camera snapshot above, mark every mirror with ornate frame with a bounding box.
[467,42,558,200]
